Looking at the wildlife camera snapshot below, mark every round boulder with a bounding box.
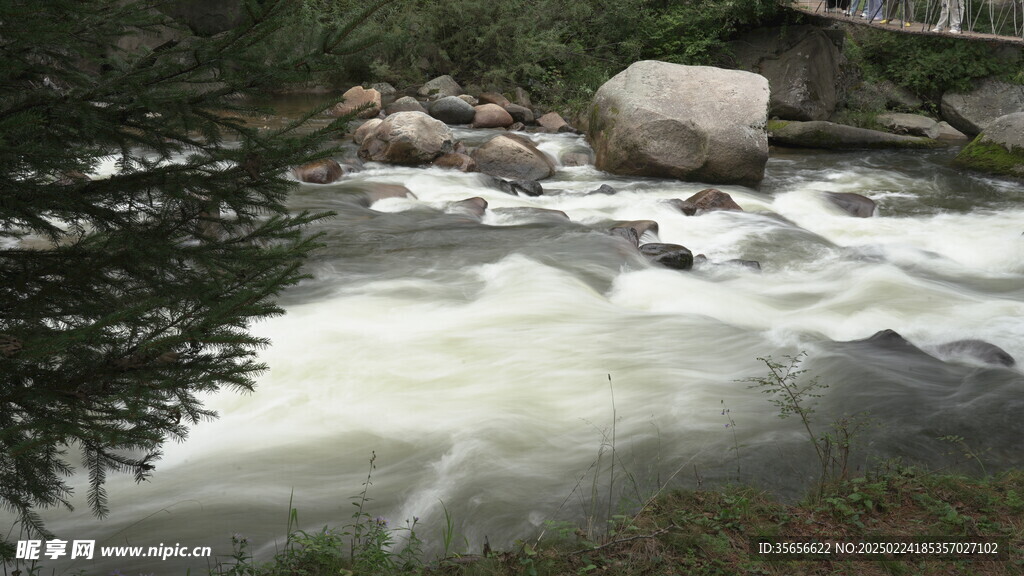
[352,118,383,145]
[471,103,514,129]
[292,159,345,184]
[470,134,555,181]
[588,60,769,187]
[505,103,534,124]
[686,188,743,213]
[953,112,1024,178]
[429,96,476,125]
[385,96,427,116]
[358,111,454,165]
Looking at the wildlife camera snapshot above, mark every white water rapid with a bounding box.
[19,126,1024,575]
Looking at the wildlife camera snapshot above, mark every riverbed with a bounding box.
[25,122,1024,574]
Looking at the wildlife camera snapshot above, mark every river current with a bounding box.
[21,121,1024,574]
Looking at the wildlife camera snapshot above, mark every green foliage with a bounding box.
[846,28,1023,103]
[294,0,782,113]
[744,354,870,502]
[0,0,393,541]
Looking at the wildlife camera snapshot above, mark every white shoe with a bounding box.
[950,27,962,34]
[931,26,944,32]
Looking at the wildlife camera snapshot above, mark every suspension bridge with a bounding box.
[786,0,1024,44]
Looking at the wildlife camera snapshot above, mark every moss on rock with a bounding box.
[953,138,1024,179]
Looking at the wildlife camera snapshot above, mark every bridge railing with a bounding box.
[798,0,1024,39]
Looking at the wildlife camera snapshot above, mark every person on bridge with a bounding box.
[933,0,963,33]
[862,0,885,21]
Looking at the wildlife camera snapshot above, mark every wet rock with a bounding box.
[640,243,694,270]
[561,151,595,167]
[471,103,514,129]
[826,192,876,218]
[418,75,463,99]
[458,94,479,106]
[537,111,570,132]
[667,199,698,216]
[586,184,617,195]
[724,259,762,271]
[510,179,543,197]
[385,96,427,115]
[432,153,477,172]
[935,121,969,142]
[610,218,659,242]
[491,207,569,224]
[686,188,743,213]
[361,183,416,206]
[470,133,555,181]
[610,226,639,247]
[508,121,526,132]
[352,119,383,145]
[292,158,345,184]
[331,86,381,119]
[429,95,476,125]
[448,197,488,218]
[932,339,1016,367]
[358,111,454,165]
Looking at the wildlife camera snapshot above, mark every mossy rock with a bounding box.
[952,112,1024,179]
[953,139,1024,179]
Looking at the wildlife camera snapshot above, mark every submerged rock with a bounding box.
[826,192,876,218]
[932,340,1016,367]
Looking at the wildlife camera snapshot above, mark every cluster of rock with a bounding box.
[292,75,576,189]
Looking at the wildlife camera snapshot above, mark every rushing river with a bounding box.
[19,118,1024,574]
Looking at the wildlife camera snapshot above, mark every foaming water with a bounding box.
[23,128,1024,574]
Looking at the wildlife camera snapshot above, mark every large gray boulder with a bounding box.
[731,25,841,121]
[429,96,476,125]
[769,120,943,149]
[953,112,1024,178]
[418,75,463,99]
[587,60,769,188]
[358,111,454,165]
[940,78,1024,136]
[470,134,555,181]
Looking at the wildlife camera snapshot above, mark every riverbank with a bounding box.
[215,467,1024,575]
